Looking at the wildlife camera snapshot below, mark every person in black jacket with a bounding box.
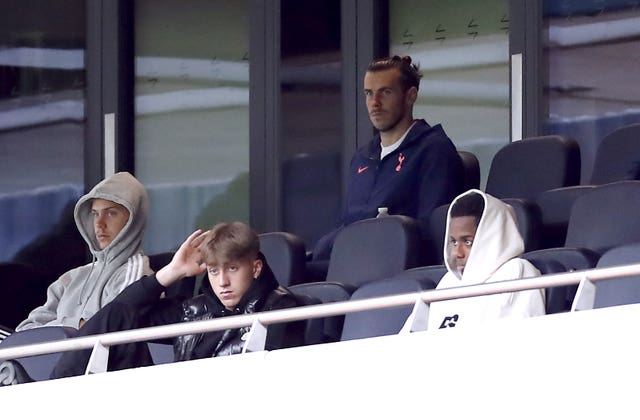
[49,221,305,379]
[312,55,464,263]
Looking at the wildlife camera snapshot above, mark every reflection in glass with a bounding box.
[280,0,343,248]
[0,1,86,278]
[543,1,640,182]
[135,0,250,253]
[389,0,510,187]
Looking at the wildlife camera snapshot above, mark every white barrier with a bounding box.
[1,262,638,365]
[1,301,638,418]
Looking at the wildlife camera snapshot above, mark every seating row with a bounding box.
[4,237,638,383]
[261,180,640,317]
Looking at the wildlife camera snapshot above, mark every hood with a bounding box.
[444,189,524,285]
[74,172,148,264]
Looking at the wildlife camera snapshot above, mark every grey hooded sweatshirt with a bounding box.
[16,172,153,331]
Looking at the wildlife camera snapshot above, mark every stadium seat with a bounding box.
[458,150,481,191]
[564,181,640,254]
[525,180,640,312]
[288,291,324,345]
[325,215,425,288]
[259,231,307,287]
[0,326,78,381]
[524,252,591,314]
[590,123,640,185]
[340,270,441,341]
[534,185,596,249]
[534,123,640,248]
[593,242,640,309]
[289,282,352,343]
[485,135,581,200]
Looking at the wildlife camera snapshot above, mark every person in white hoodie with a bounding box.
[15,171,153,331]
[427,190,545,330]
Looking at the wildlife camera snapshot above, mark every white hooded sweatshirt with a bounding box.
[427,190,545,330]
[16,172,153,331]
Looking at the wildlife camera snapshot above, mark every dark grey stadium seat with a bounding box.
[590,123,640,185]
[564,181,640,255]
[593,242,640,309]
[485,135,581,200]
[288,290,325,345]
[534,185,596,249]
[0,326,78,381]
[325,215,424,289]
[535,124,640,249]
[289,282,352,343]
[259,231,307,287]
[340,271,441,341]
[525,180,640,312]
[458,150,481,191]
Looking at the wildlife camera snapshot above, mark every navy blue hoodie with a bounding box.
[313,119,464,261]
[344,119,463,226]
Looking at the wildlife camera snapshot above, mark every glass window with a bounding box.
[0,1,86,277]
[279,0,343,248]
[389,0,510,187]
[134,0,250,254]
[543,1,640,182]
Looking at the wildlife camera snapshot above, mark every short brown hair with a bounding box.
[367,55,422,91]
[199,222,259,266]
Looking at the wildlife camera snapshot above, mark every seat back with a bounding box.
[565,181,640,255]
[593,242,640,309]
[289,282,353,343]
[485,135,580,200]
[524,250,598,314]
[0,326,77,381]
[534,185,596,249]
[590,123,640,185]
[288,291,324,345]
[502,198,543,252]
[458,150,481,191]
[428,204,450,265]
[326,215,424,288]
[340,271,441,341]
[259,232,307,287]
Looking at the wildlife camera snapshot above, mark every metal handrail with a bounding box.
[1,262,639,362]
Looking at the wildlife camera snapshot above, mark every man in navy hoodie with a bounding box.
[312,55,464,264]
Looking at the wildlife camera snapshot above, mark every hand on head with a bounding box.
[156,229,210,287]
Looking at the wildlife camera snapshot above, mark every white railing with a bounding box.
[1,262,639,373]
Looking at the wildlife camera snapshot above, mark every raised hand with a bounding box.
[156,229,210,287]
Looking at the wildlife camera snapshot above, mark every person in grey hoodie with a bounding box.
[15,171,153,331]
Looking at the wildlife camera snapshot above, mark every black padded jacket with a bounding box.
[115,253,305,361]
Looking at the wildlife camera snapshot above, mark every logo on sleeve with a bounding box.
[357,166,369,174]
[438,314,459,329]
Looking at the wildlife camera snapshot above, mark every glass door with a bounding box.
[389,0,510,187]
